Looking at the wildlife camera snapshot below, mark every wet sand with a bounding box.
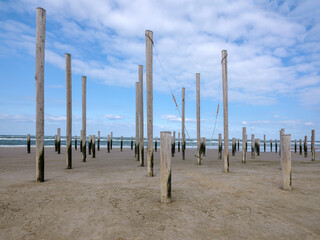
[0,146,319,240]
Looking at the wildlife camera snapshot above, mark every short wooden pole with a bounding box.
[182,87,186,160]
[160,131,172,204]
[135,81,140,160]
[264,134,266,152]
[75,136,77,150]
[57,128,61,154]
[173,131,176,154]
[251,134,255,159]
[304,136,307,157]
[82,76,86,162]
[237,138,239,151]
[196,73,201,165]
[311,130,315,161]
[121,136,123,151]
[35,7,46,182]
[131,136,133,150]
[294,139,297,153]
[27,134,31,153]
[242,127,246,163]
[111,131,113,150]
[88,135,92,155]
[139,65,144,167]
[299,139,302,155]
[171,135,175,157]
[232,138,236,156]
[275,139,278,153]
[66,53,72,169]
[80,130,82,152]
[55,135,57,152]
[270,139,272,152]
[200,137,206,156]
[98,131,100,151]
[92,135,95,158]
[146,30,154,176]
[246,135,248,152]
[107,134,110,153]
[280,134,292,190]
[178,132,180,152]
[222,50,229,172]
[219,133,222,159]
[155,137,157,152]
[256,139,260,156]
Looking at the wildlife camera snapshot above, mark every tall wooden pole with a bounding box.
[160,131,172,203]
[182,87,186,160]
[135,81,140,161]
[196,73,201,165]
[146,30,153,176]
[280,134,292,190]
[81,76,86,162]
[311,130,315,161]
[242,127,246,163]
[35,7,46,182]
[139,65,144,167]
[66,53,72,169]
[222,50,229,172]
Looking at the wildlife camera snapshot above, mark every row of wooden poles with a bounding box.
[34,8,316,202]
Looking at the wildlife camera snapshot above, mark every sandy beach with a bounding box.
[0,146,319,240]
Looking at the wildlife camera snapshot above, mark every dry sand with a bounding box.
[0,146,319,240]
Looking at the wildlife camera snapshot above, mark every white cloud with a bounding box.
[242,121,247,125]
[47,84,63,89]
[103,114,124,120]
[46,115,66,121]
[161,114,195,122]
[305,121,314,126]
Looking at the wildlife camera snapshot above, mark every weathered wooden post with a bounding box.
[98,131,100,151]
[182,87,186,160]
[82,76,86,162]
[135,81,140,160]
[237,138,240,151]
[201,137,206,156]
[251,134,255,159]
[65,53,72,169]
[178,132,180,152]
[80,130,82,152]
[155,137,157,152]
[304,136,308,157]
[55,135,57,152]
[311,130,315,161]
[139,65,144,167]
[280,134,292,190]
[294,139,297,153]
[121,136,123,151]
[222,50,229,172]
[35,7,46,182]
[264,135,266,152]
[88,135,92,155]
[107,134,110,153]
[110,132,113,150]
[270,139,272,152]
[160,131,172,203]
[232,138,236,156]
[275,139,278,153]
[256,139,260,156]
[146,30,154,176]
[75,136,77,150]
[196,73,201,165]
[173,131,176,155]
[219,133,222,159]
[280,128,285,156]
[242,127,246,163]
[299,139,302,155]
[57,128,61,154]
[92,135,95,158]
[171,135,175,157]
[246,135,248,152]
[27,134,31,153]
[131,136,133,150]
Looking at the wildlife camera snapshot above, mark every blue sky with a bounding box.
[0,0,319,140]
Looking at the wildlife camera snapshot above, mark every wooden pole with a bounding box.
[98,131,100,151]
[178,132,180,152]
[57,128,61,154]
[111,132,113,150]
[311,130,315,161]
[92,135,95,158]
[196,73,201,165]
[304,135,307,157]
[222,50,229,172]
[146,30,153,176]
[280,134,292,190]
[294,139,297,153]
[139,65,144,167]
[35,7,46,182]
[55,135,57,152]
[219,133,222,159]
[27,134,31,153]
[237,138,239,151]
[171,135,175,157]
[182,87,186,160]
[135,81,140,161]
[107,134,110,153]
[242,127,246,163]
[131,136,133,150]
[66,53,72,169]
[256,139,260,156]
[155,137,157,152]
[160,131,172,203]
[88,135,92,155]
[299,139,302,155]
[270,139,272,152]
[264,134,266,152]
[251,134,255,159]
[75,136,77,150]
[173,131,176,155]
[202,137,206,156]
[275,139,278,153]
[82,76,86,162]
[121,136,123,151]
[232,138,235,156]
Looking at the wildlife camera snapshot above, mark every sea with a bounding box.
[0,135,319,151]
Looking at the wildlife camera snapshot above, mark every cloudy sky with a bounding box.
[0,0,319,140]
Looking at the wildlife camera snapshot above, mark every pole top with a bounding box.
[161,131,171,134]
[65,53,71,56]
[36,7,46,12]
[145,30,153,34]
